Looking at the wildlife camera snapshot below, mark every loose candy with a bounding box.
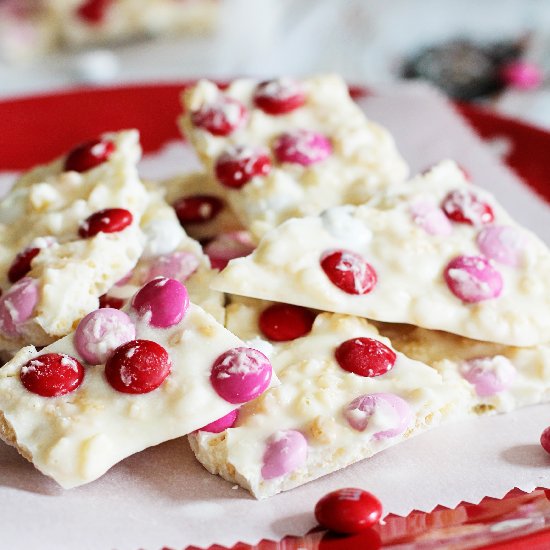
[344,393,412,438]
[79,208,133,238]
[315,488,382,534]
[215,146,271,189]
[460,356,516,397]
[105,339,172,394]
[274,130,332,166]
[335,337,396,378]
[442,189,494,226]
[253,78,306,115]
[320,250,377,295]
[131,277,189,328]
[258,303,316,342]
[500,61,543,90]
[477,225,526,267]
[0,277,39,337]
[198,409,239,433]
[64,138,115,172]
[191,95,247,136]
[74,308,136,365]
[444,255,503,303]
[173,194,224,225]
[210,347,272,404]
[20,353,84,397]
[541,426,550,455]
[261,430,308,480]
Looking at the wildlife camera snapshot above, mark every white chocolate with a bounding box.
[212,161,550,346]
[180,75,408,239]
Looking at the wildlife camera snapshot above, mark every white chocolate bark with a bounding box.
[190,305,471,498]
[0,130,149,351]
[180,75,408,238]
[0,298,276,489]
[212,161,550,346]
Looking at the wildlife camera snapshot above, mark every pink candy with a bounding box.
[0,277,39,337]
[273,130,332,166]
[344,393,412,439]
[500,61,543,91]
[444,255,503,303]
[74,308,136,365]
[261,430,308,480]
[143,251,200,283]
[198,409,239,433]
[477,225,526,267]
[409,200,453,236]
[461,356,516,397]
[541,427,550,455]
[131,277,189,328]
[210,347,272,404]
[204,231,256,270]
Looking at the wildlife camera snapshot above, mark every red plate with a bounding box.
[1,84,549,550]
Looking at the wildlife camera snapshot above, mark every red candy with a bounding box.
[99,294,125,309]
[215,147,271,189]
[20,353,84,397]
[105,339,172,394]
[190,96,247,136]
[441,189,494,226]
[8,247,40,283]
[79,208,133,238]
[64,138,115,172]
[335,337,396,377]
[541,426,550,455]
[173,195,224,225]
[253,78,306,115]
[315,488,383,534]
[259,303,315,342]
[320,250,377,295]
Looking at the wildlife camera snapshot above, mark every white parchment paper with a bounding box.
[0,82,549,550]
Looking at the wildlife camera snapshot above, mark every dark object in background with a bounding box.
[402,39,524,100]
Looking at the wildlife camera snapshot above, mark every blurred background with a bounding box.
[1,0,550,128]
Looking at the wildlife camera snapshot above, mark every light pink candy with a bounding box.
[74,308,136,365]
[274,130,332,166]
[210,347,272,404]
[344,393,412,439]
[461,356,516,397]
[477,225,526,267]
[444,255,503,303]
[261,430,308,480]
[500,61,543,90]
[409,200,453,236]
[204,231,256,270]
[0,277,39,337]
[198,409,239,433]
[131,277,189,328]
[144,251,200,283]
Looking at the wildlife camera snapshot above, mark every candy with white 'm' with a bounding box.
[180,75,408,238]
[0,277,276,488]
[190,301,470,498]
[0,130,149,352]
[212,161,550,346]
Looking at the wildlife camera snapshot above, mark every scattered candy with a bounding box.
[500,61,543,91]
[191,96,247,136]
[254,78,306,115]
[444,255,503,303]
[442,189,494,226]
[204,231,255,270]
[258,303,316,342]
[314,488,382,534]
[344,393,412,438]
[78,208,133,238]
[64,138,115,173]
[274,130,332,166]
[210,347,272,404]
[76,0,113,24]
[215,146,271,189]
[173,194,224,225]
[105,339,172,394]
[460,356,516,396]
[20,353,84,397]
[0,277,39,337]
[131,277,189,329]
[541,426,550,455]
[320,250,377,295]
[261,430,308,479]
[198,409,239,433]
[477,225,526,267]
[335,337,396,378]
[74,308,136,365]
